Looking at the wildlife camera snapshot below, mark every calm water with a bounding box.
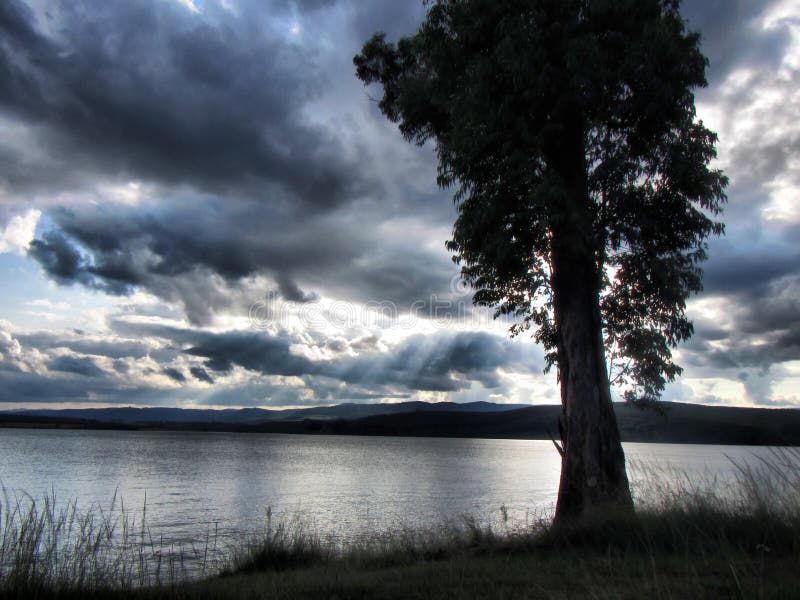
[0,429,782,550]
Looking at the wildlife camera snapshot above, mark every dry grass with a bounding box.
[0,486,222,598]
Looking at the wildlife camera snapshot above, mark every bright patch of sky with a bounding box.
[0,254,116,332]
[173,0,201,14]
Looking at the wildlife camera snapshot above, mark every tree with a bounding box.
[354,0,726,521]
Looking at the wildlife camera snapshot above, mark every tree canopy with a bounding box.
[355,0,726,518]
[356,0,726,405]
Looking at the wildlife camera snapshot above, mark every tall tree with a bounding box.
[355,0,726,520]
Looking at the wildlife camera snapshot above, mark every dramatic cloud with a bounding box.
[47,355,106,378]
[25,196,459,325]
[682,0,787,80]
[0,0,364,205]
[189,366,214,384]
[113,319,538,394]
[0,0,798,408]
[1,0,455,327]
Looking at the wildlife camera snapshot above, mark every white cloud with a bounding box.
[763,176,800,222]
[762,0,800,33]
[0,210,41,255]
[29,299,71,310]
[173,0,200,14]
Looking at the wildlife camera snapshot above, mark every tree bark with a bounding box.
[547,108,633,523]
[551,235,633,521]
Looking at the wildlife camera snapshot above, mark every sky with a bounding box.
[0,0,798,411]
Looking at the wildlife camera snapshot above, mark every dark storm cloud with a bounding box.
[15,0,789,326]
[0,0,458,323]
[2,0,799,408]
[0,314,541,406]
[17,332,150,360]
[347,0,427,41]
[732,281,800,367]
[681,268,800,373]
[198,377,411,408]
[28,231,94,287]
[681,0,787,82]
[0,1,49,119]
[681,180,800,374]
[46,355,105,377]
[0,368,172,404]
[185,329,315,374]
[112,319,536,393]
[189,366,214,384]
[28,197,458,324]
[330,331,538,392]
[679,2,799,210]
[663,0,800,387]
[267,0,339,10]
[275,275,319,303]
[28,229,138,295]
[199,329,538,392]
[679,1,799,208]
[163,367,186,383]
[0,0,363,205]
[107,320,314,376]
[701,242,800,297]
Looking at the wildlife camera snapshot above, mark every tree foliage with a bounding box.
[355,0,726,406]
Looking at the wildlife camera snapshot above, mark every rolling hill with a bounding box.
[2,401,799,445]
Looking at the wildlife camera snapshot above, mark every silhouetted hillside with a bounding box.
[247,403,800,445]
[8,401,528,425]
[2,402,799,445]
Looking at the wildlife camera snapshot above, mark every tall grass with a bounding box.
[530,446,800,561]
[0,487,222,598]
[631,447,800,516]
[223,507,330,574]
[224,509,517,575]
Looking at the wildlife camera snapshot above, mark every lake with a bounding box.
[0,429,784,571]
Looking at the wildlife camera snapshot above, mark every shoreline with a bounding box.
[2,409,800,446]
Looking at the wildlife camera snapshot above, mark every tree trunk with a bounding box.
[547,108,633,523]
[551,235,633,521]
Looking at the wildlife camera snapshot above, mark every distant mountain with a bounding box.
[280,402,800,446]
[3,401,799,446]
[8,406,277,425]
[615,402,800,445]
[7,400,530,426]
[272,401,531,421]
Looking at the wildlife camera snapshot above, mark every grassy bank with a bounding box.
[2,449,799,599]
